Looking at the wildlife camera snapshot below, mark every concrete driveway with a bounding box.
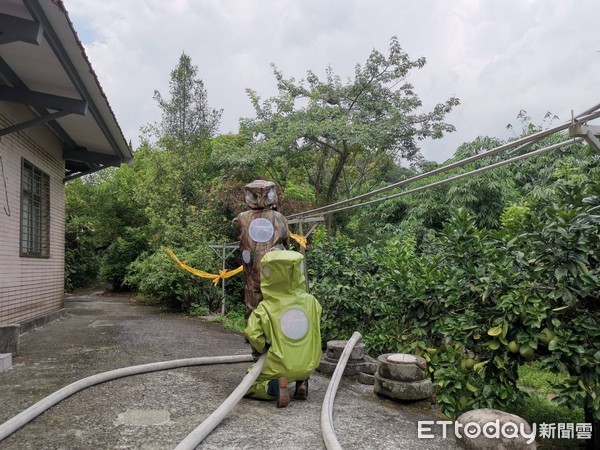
[0,289,457,449]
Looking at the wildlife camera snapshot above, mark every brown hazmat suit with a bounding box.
[233,180,290,319]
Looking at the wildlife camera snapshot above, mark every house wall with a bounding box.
[0,103,65,324]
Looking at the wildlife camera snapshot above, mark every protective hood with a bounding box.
[244,180,278,210]
[260,250,306,299]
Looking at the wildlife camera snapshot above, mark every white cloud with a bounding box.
[63,0,600,162]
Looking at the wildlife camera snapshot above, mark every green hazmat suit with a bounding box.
[244,250,322,400]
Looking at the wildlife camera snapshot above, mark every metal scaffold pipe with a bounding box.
[312,137,584,217]
[288,106,600,220]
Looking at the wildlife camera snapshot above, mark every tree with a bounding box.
[141,53,225,229]
[241,36,459,214]
[308,139,600,444]
[64,160,149,291]
[151,52,222,152]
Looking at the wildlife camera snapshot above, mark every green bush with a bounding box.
[309,233,380,344]
[126,245,221,311]
[313,164,599,424]
[190,304,210,317]
[99,227,149,290]
[64,218,99,291]
[222,302,246,333]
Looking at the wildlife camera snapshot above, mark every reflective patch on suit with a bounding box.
[280,308,309,340]
[249,218,274,243]
[262,266,270,278]
[242,249,252,264]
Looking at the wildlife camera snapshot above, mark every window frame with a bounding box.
[20,158,50,258]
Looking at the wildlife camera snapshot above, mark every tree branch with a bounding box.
[308,136,342,154]
[347,62,391,113]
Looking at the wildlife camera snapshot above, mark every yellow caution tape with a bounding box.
[290,233,307,249]
[167,249,243,286]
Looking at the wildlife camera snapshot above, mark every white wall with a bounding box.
[0,103,65,324]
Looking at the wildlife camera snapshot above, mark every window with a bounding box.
[20,159,50,257]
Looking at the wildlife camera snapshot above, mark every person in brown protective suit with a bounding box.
[233,180,291,319]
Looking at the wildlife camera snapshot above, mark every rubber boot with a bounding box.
[267,377,290,408]
[294,379,308,400]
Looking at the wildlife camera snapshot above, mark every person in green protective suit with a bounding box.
[244,250,322,408]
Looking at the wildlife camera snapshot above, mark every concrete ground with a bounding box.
[0,289,458,449]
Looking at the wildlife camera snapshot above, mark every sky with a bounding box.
[63,0,600,163]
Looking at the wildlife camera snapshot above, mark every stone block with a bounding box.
[455,409,536,449]
[374,373,434,401]
[358,372,375,385]
[326,340,365,360]
[362,355,378,374]
[317,355,377,376]
[377,353,427,381]
[0,353,12,371]
[0,324,20,355]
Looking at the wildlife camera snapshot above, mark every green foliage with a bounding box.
[310,146,600,422]
[65,52,235,304]
[309,234,380,343]
[63,44,599,434]
[149,52,222,150]
[509,363,584,449]
[126,245,220,310]
[518,361,569,397]
[190,304,210,317]
[64,160,148,291]
[64,216,99,291]
[64,179,100,290]
[509,394,584,427]
[202,302,246,333]
[222,302,247,333]
[345,132,584,244]
[241,36,459,208]
[100,227,149,290]
[282,180,316,202]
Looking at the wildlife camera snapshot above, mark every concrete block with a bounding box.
[326,340,365,361]
[374,373,434,401]
[317,355,377,376]
[377,353,427,382]
[0,324,20,355]
[358,372,375,385]
[0,353,12,371]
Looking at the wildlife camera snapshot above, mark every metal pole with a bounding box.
[288,107,600,220]
[298,222,310,293]
[315,138,583,217]
[221,246,226,316]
